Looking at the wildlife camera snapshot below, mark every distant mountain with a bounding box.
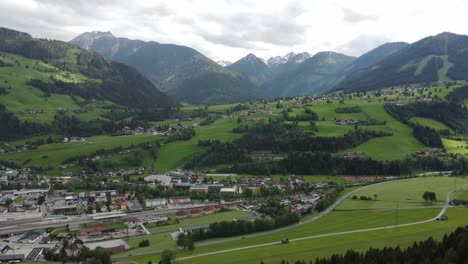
[342,42,409,73]
[266,52,312,79]
[333,32,468,93]
[70,31,261,104]
[263,51,355,96]
[0,27,173,109]
[226,53,270,85]
[267,52,311,68]
[216,60,232,67]
[226,52,312,86]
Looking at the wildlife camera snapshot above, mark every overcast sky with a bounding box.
[1,0,468,62]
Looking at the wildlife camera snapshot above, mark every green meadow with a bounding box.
[0,53,110,123]
[1,134,160,172]
[442,137,468,155]
[155,117,241,172]
[119,210,251,256]
[409,117,451,131]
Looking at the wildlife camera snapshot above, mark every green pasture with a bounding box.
[155,117,241,172]
[0,134,160,172]
[442,138,468,155]
[409,117,451,131]
[174,208,468,264]
[121,210,251,255]
[118,176,467,263]
[337,176,468,210]
[0,53,109,123]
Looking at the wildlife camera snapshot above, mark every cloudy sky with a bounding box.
[1,0,468,62]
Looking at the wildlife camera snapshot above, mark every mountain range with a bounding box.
[3,26,468,110]
[70,30,468,101]
[225,42,419,96]
[332,32,468,92]
[0,27,173,109]
[70,31,261,104]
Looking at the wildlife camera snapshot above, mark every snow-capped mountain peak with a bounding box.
[266,51,310,67]
[284,52,296,60]
[216,60,232,67]
[292,52,311,63]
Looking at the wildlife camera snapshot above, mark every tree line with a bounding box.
[180,207,300,242]
[185,119,391,169]
[228,152,468,176]
[385,102,468,133]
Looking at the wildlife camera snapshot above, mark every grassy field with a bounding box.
[0,134,160,172]
[311,101,425,160]
[146,210,252,234]
[452,186,468,201]
[336,177,468,210]
[173,208,468,264]
[118,177,466,263]
[442,138,468,155]
[409,117,451,131]
[120,210,251,255]
[303,100,426,160]
[0,53,110,123]
[155,117,241,172]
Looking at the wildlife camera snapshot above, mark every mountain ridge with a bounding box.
[70,31,262,104]
[0,27,174,109]
[333,32,468,93]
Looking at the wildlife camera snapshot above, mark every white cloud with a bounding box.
[0,0,468,61]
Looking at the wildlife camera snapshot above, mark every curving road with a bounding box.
[175,182,468,262]
[113,178,425,259]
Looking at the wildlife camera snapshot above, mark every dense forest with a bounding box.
[446,85,468,105]
[225,151,468,176]
[0,104,52,140]
[185,119,390,169]
[385,102,468,133]
[412,124,443,148]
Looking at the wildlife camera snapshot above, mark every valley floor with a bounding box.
[116,176,468,264]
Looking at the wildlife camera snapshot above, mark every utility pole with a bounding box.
[395,201,399,232]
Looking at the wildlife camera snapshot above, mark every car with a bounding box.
[436,215,448,221]
[281,238,289,244]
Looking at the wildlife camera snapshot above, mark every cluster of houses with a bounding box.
[280,194,321,215]
[248,153,288,160]
[119,126,146,135]
[243,108,273,116]
[334,119,361,126]
[62,137,86,143]
[21,108,46,114]
[338,152,366,159]
[310,94,347,102]
[0,167,45,188]
[118,124,191,136]
[43,189,145,215]
[413,149,447,157]
[0,143,36,154]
